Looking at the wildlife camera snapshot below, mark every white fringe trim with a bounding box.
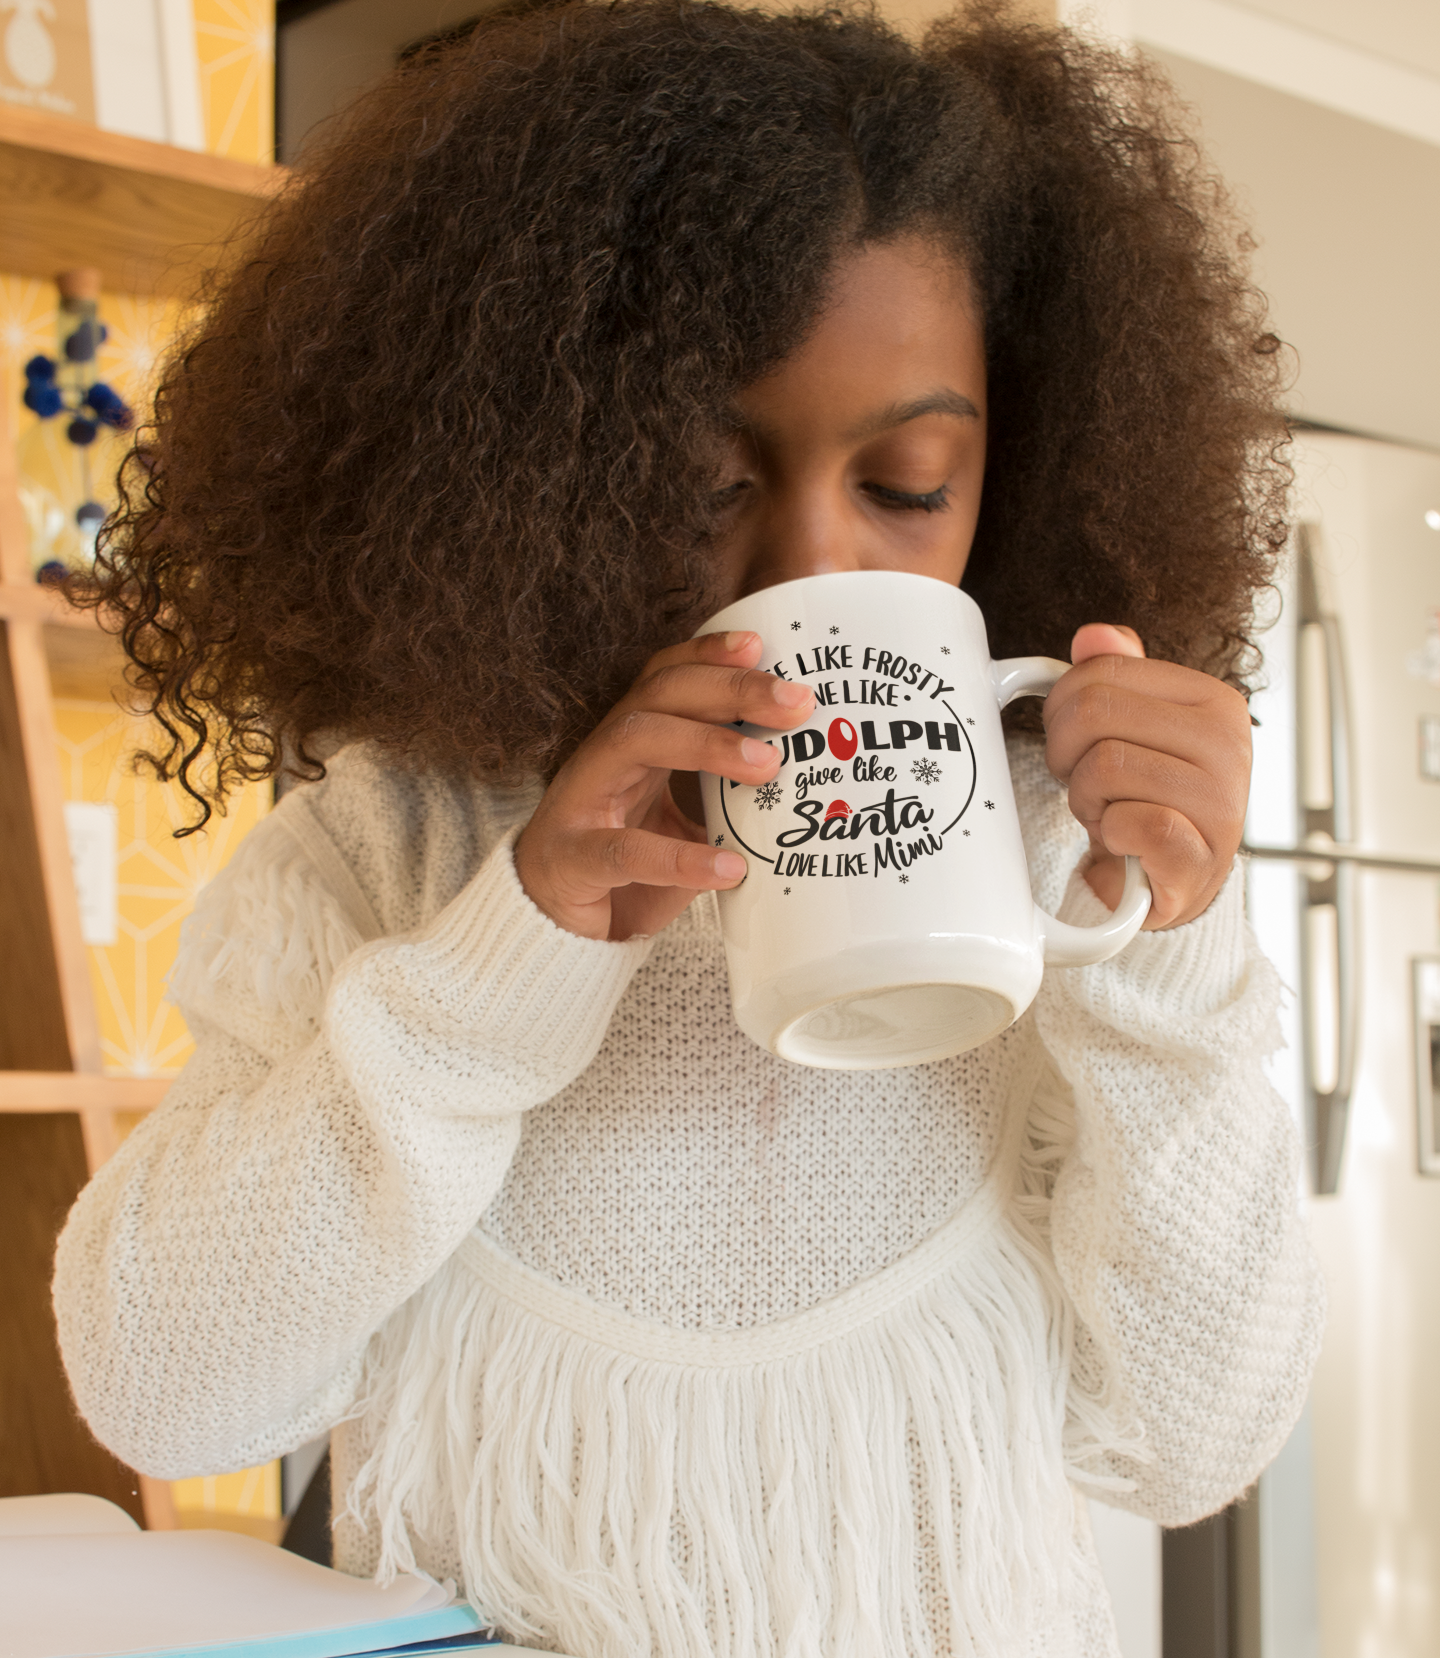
[344,1161,1137,1658]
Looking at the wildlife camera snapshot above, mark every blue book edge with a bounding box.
[339,1628,506,1657]
[121,1601,491,1658]
[343,1637,502,1658]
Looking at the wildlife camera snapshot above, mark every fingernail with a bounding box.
[723,630,758,652]
[715,851,747,880]
[741,738,774,767]
[773,681,811,708]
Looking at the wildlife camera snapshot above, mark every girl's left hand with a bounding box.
[1042,624,1252,930]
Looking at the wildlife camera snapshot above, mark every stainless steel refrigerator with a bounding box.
[1242,429,1440,1658]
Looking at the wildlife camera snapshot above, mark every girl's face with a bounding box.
[710,235,986,604]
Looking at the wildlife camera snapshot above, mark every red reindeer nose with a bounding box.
[824,799,851,820]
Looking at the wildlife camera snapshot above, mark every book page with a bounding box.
[0,1530,449,1658]
[0,1494,139,1537]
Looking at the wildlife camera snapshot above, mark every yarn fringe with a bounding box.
[344,1180,1135,1658]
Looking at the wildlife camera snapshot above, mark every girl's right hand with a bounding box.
[513,631,815,942]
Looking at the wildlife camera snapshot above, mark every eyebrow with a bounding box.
[844,390,980,441]
[720,387,980,447]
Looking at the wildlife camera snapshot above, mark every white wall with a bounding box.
[278,0,497,160]
[1148,46,1440,451]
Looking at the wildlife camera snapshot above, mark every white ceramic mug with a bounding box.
[698,570,1151,1068]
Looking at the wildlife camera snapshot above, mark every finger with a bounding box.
[557,708,785,810]
[1046,652,1235,713]
[1071,623,1145,665]
[1088,799,1225,928]
[635,628,775,679]
[1045,680,1251,784]
[1065,739,1247,858]
[561,824,749,899]
[622,659,814,728]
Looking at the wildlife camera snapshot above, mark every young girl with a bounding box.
[56,4,1323,1654]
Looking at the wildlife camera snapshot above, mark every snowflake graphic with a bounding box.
[790,620,802,631]
[910,757,942,786]
[984,800,996,810]
[966,717,975,726]
[963,829,971,837]
[714,834,724,846]
[783,886,792,895]
[899,873,910,884]
[755,779,783,810]
[829,626,840,635]
[940,645,951,655]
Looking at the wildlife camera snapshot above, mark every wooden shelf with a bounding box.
[0,1071,169,1112]
[44,618,129,702]
[0,582,100,629]
[0,104,284,299]
[0,586,131,700]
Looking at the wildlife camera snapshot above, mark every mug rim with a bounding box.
[698,569,975,637]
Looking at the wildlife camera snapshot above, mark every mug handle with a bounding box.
[992,656,1152,967]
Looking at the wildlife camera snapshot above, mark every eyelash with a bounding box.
[865,482,951,514]
[712,480,952,514]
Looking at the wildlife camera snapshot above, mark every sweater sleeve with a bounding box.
[53,800,653,1481]
[1009,737,1326,1524]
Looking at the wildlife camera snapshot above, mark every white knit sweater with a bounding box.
[54,736,1323,1658]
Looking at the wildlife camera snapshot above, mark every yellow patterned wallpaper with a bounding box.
[172,1460,283,1533]
[193,0,276,164]
[2,276,183,574]
[52,701,271,1076]
[5,270,273,1078]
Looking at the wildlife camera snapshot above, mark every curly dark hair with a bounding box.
[81,0,1289,827]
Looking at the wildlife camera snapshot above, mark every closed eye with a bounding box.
[864,482,951,513]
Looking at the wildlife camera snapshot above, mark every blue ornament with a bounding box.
[35,560,69,586]
[67,416,98,446]
[23,381,64,417]
[76,501,106,529]
[85,381,132,429]
[24,354,56,383]
[64,320,99,362]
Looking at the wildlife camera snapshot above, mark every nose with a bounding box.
[739,485,864,596]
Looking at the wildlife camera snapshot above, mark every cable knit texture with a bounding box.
[53,736,1323,1658]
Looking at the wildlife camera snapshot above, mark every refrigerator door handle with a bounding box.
[1294,526,1358,1196]
[1242,842,1440,877]
[1306,858,1356,1195]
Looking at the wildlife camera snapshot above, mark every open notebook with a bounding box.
[0,1495,569,1658]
